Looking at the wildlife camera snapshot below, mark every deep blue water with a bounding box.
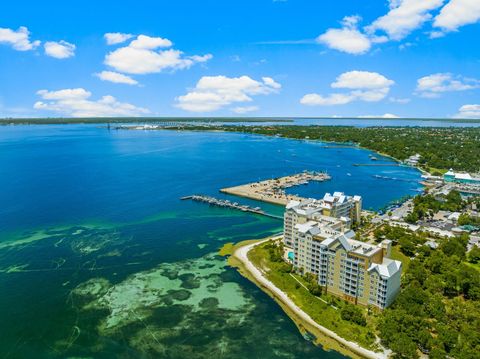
[0,125,422,358]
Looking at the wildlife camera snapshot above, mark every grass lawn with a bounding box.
[427,167,448,175]
[248,241,378,350]
[390,245,411,273]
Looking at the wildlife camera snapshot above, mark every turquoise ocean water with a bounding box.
[0,125,422,358]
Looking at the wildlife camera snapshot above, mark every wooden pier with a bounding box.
[181,195,283,219]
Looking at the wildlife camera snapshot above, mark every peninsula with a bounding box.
[220,171,331,205]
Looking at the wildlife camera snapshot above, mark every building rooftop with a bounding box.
[317,229,382,258]
[286,192,362,215]
[295,221,323,235]
[368,258,402,279]
[445,169,480,182]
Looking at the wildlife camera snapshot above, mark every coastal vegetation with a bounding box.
[405,190,464,223]
[247,240,379,351]
[244,234,480,359]
[468,246,480,264]
[374,225,427,257]
[458,213,480,226]
[167,125,480,173]
[379,236,480,359]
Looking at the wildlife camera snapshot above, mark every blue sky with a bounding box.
[1,0,480,118]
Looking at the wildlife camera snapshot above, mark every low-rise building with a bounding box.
[388,220,457,238]
[385,220,420,232]
[404,153,421,166]
[444,169,480,185]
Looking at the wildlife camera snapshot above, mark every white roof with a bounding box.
[286,200,301,209]
[368,258,402,279]
[390,221,420,232]
[287,199,325,216]
[289,193,361,216]
[324,192,347,204]
[295,221,321,235]
[322,233,381,258]
[311,213,344,226]
[323,193,336,202]
[423,226,455,238]
[448,212,461,221]
[456,173,472,180]
[322,234,352,251]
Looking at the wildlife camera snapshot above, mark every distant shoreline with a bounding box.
[0,117,293,125]
[2,116,480,125]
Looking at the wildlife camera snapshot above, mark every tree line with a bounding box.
[173,125,480,173]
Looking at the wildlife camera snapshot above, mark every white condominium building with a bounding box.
[286,198,401,309]
[322,192,362,223]
[283,192,362,247]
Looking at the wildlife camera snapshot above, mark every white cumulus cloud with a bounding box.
[358,113,400,118]
[104,32,134,45]
[95,71,138,85]
[454,104,480,118]
[415,73,480,97]
[331,70,394,89]
[44,40,76,59]
[300,93,354,106]
[34,88,149,117]
[175,75,281,112]
[317,0,449,54]
[129,34,172,49]
[301,71,394,106]
[0,26,40,51]
[433,0,480,34]
[104,34,212,75]
[366,0,444,40]
[317,16,371,55]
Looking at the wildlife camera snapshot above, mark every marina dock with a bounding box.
[181,195,282,219]
[220,171,331,206]
[353,163,400,167]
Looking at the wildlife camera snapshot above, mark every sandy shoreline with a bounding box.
[221,171,330,206]
[232,238,390,359]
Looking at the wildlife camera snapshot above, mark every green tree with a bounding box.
[340,304,367,326]
[440,237,467,259]
[468,245,480,263]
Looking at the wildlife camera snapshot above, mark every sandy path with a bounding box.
[233,238,389,359]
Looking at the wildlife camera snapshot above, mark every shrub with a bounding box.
[340,304,367,326]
